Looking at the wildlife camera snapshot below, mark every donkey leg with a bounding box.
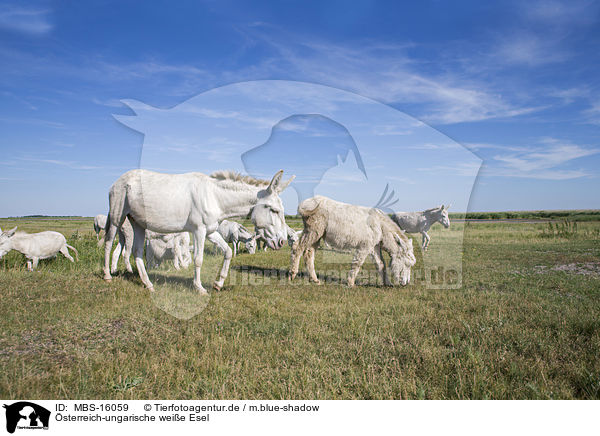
[122,228,134,273]
[145,244,154,269]
[290,230,313,280]
[371,244,390,286]
[60,245,75,262]
[422,231,430,251]
[290,230,323,282]
[104,224,118,280]
[207,231,232,291]
[192,227,208,294]
[305,244,321,284]
[131,222,153,290]
[110,239,123,274]
[173,242,182,270]
[347,249,370,287]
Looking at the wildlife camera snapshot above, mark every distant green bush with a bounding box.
[447,210,600,222]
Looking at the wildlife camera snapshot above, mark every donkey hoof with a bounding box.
[103,277,112,282]
[212,283,222,292]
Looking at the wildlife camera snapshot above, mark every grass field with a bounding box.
[1,216,599,399]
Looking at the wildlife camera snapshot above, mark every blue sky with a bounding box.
[0,0,599,216]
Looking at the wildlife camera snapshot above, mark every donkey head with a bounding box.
[245,236,257,254]
[251,170,295,250]
[390,233,416,286]
[439,204,451,228]
[0,227,17,258]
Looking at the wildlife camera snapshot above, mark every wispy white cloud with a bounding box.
[0,117,64,129]
[92,97,126,108]
[18,157,102,171]
[521,0,598,28]
[463,142,530,153]
[480,1,599,70]
[491,33,569,67]
[232,30,544,125]
[397,142,462,151]
[0,5,52,35]
[481,137,598,180]
[546,87,591,104]
[583,101,600,125]
[417,161,482,177]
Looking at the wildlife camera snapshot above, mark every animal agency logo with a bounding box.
[114,80,481,318]
[3,402,50,433]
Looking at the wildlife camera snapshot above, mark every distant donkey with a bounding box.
[146,230,192,269]
[217,220,256,256]
[93,214,107,241]
[391,205,451,251]
[0,227,78,271]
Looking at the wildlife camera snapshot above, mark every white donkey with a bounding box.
[93,214,107,241]
[391,205,451,251]
[0,227,78,271]
[286,224,301,247]
[290,196,416,287]
[101,169,294,293]
[146,231,192,269]
[255,224,298,252]
[217,220,256,256]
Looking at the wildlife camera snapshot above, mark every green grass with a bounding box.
[448,209,600,221]
[0,217,599,399]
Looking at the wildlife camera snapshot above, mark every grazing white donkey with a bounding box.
[93,214,107,241]
[286,224,301,247]
[290,196,416,287]
[101,169,294,293]
[255,224,299,252]
[146,231,192,269]
[391,205,450,251]
[217,220,256,256]
[252,200,291,252]
[0,227,78,271]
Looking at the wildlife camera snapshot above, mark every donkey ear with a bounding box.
[4,227,17,237]
[446,204,451,210]
[267,170,284,194]
[277,175,295,193]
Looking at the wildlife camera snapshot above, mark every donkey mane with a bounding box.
[210,170,270,187]
[423,206,442,213]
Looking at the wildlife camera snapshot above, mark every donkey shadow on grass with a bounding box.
[230,264,391,288]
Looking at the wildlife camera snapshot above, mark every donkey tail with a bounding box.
[97,213,111,247]
[298,197,321,217]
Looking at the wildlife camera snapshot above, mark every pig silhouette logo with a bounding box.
[3,402,50,433]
